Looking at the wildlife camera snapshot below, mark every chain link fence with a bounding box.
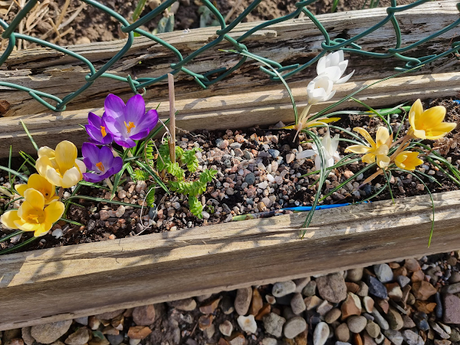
[1,0,460,112]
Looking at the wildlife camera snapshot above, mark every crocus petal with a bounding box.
[45,201,65,225]
[34,223,49,237]
[353,127,376,148]
[130,130,150,141]
[55,141,78,173]
[24,188,45,210]
[104,94,126,119]
[15,184,28,196]
[15,219,40,232]
[376,155,391,169]
[17,200,34,219]
[409,99,423,129]
[426,122,458,140]
[1,210,20,229]
[88,112,102,127]
[297,149,317,160]
[46,168,63,186]
[113,136,136,148]
[345,144,371,154]
[75,159,87,174]
[336,70,354,84]
[37,146,55,159]
[419,106,446,129]
[375,127,390,146]
[395,151,423,171]
[362,153,376,164]
[36,156,51,177]
[61,167,83,188]
[125,94,146,124]
[82,142,100,169]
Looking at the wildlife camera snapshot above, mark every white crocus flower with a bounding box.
[306,75,336,105]
[316,50,354,84]
[297,131,341,171]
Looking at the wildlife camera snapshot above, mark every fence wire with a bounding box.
[1,0,460,112]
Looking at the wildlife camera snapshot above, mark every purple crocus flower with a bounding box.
[82,143,123,183]
[85,112,113,145]
[103,94,159,148]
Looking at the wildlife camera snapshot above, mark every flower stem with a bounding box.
[105,178,114,193]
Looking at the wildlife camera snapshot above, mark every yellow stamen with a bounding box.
[124,121,136,134]
[96,162,105,172]
[101,126,107,138]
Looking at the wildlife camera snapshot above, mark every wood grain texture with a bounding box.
[0,1,459,117]
[1,71,459,157]
[0,190,460,330]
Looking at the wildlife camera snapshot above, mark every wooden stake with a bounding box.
[168,73,176,163]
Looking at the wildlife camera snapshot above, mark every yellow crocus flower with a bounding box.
[15,174,59,204]
[345,127,392,168]
[394,151,423,171]
[1,188,64,237]
[408,99,456,140]
[36,140,86,188]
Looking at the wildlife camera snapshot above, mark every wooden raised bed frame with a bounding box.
[1,1,460,331]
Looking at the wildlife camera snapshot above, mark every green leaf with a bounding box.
[188,195,203,219]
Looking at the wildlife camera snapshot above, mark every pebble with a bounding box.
[383,329,404,345]
[126,326,151,340]
[402,329,424,345]
[316,272,347,303]
[64,328,91,345]
[335,323,350,342]
[371,309,389,330]
[386,307,404,330]
[31,320,73,344]
[263,313,286,338]
[373,264,394,283]
[404,259,421,272]
[443,294,460,324]
[132,305,156,325]
[219,320,233,336]
[325,308,341,324]
[362,296,374,313]
[284,316,307,339]
[412,280,437,300]
[365,276,388,299]
[261,338,277,345]
[313,322,330,345]
[250,288,263,316]
[272,280,296,297]
[366,321,381,338]
[169,298,196,312]
[244,173,256,185]
[302,280,317,297]
[347,315,367,333]
[235,287,252,315]
[316,300,334,316]
[341,293,362,319]
[290,293,306,315]
[396,275,411,288]
[294,277,311,293]
[237,315,257,334]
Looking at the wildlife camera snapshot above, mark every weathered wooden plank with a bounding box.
[0,190,459,330]
[0,72,459,157]
[1,1,459,116]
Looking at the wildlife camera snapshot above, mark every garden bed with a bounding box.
[1,0,460,332]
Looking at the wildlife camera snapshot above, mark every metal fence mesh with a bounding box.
[1,0,460,112]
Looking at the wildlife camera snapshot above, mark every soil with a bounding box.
[0,0,413,48]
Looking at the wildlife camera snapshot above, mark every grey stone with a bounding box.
[443,294,460,324]
[313,322,330,345]
[263,313,286,338]
[316,273,347,303]
[284,316,307,339]
[450,328,460,342]
[366,321,381,338]
[169,298,196,312]
[294,277,311,293]
[373,264,394,283]
[430,321,450,339]
[371,309,389,330]
[347,315,367,333]
[302,280,317,297]
[386,307,404,330]
[396,275,411,288]
[272,281,296,297]
[365,276,388,299]
[132,305,156,325]
[402,330,424,345]
[357,281,369,297]
[316,300,334,316]
[106,334,123,345]
[73,317,88,326]
[31,321,72,345]
[383,329,403,345]
[290,293,306,315]
[21,327,35,345]
[235,287,252,316]
[444,282,460,294]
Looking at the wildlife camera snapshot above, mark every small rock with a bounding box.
[316,300,334,316]
[347,268,364,282]
[386,307,404,330]
[385,283,403,301]
[127,326,152,340]
[450,328,460,342]
[221,295,235,315]
[411,270,425,283]
[347,315,367,333]
[261,338,277,345]
[74,317,89,326]
[365,276,388,299]
[371,309,389,330]
[235,287,253,315]
[200,297,222,314]
[335,323,350,342]
[341,293,362,319]
[366,321,381,338]
[362,296,374,313]
[302,281,317,297]
[284,316,307,339]
[255,304,271,321]
[362,333,376,345]
[21,328,35,345]
[412,312,430,331]
[325,308,342,324]
[412,281,437,301]
[357,281,369,297]
[272,281,296,297]
[198,315,214,330]
[443,282,460,294]
[132,305,156,325]
[373,264,394,283]
[237,315,257,334]
[263,313,286,338]
[228,333,246,345]
[414,300,436,313]
[404,259,421,272]
[383,330,403,345]
[313,322,330,345]
[65,328,91,345]
[244,173,256,185]
[219,320,233,337]
[435,340,452,345]
[345,282,360,294]
[430,321,450,339]
[294,277,311,293]
[250,289,263,316]
[170,298,196,311]
[316,273,347,303]
[305,295,323,310]
[402,315,416,329]
[291,293,306,315]
[31,320,73,344]
[396,275,411,288]
[402,329,424,345]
